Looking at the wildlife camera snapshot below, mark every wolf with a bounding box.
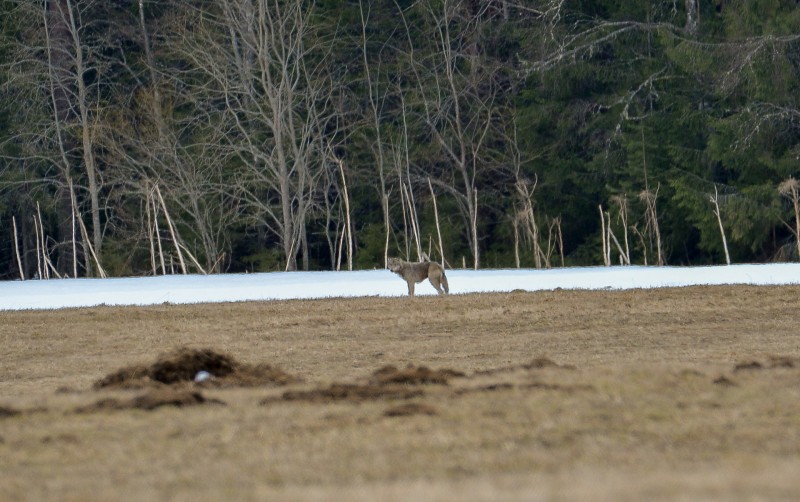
[387,257,449,297]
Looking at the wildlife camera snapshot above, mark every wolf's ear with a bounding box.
[420,252,430,262]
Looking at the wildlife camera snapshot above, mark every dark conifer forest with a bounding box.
[2,1,800,278]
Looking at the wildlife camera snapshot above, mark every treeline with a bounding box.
[1,0,799,279]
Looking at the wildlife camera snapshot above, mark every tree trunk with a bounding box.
[65,0,103,263]
[685,0,699,35]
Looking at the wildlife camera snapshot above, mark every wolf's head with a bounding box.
[387,257,404,273]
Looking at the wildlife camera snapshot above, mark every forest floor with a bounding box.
[2,285,800,501]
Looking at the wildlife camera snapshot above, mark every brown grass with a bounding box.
[2,285,800,500]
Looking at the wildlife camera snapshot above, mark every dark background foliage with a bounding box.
[1,0,800,278]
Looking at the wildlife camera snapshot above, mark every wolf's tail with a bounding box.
[441,271,449,294]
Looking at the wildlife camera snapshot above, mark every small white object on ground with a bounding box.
[194,370,212,382]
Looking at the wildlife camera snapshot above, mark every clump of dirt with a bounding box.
[520,381,594,392]
[732,355,800,373]
[733,360,764,372]
[77,389,225,413]
[523,357,576,370]
[475,357,575,376]
[93,347,298,390]
[384,403,438,417]
[713,375,737,386]
[0,405,20,418]
[40,434,79,445]
[370,364,465,385]
[150,348,237,383]
[132,389,225,410]
[454,379,593,396]
[275,383,423,403]
[94,364,153,389]
[454,383,514,395]
[266,364,463,404]
[212,363,297,387]
[766,355,800,368]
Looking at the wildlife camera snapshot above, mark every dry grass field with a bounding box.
[2,285,800,501]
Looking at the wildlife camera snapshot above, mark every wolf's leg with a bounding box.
[429,276,445,294]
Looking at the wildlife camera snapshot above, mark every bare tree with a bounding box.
[778,177,800,261]
[84,0,244,274]
[639,186,665,266]
[709,185,731,265]
[359,0,392,268]
[172,0,332,271]
[12,216,25,280]
[428,177,446,267]
[611,195,631,264]
[684,0,699,35]
[608,195,631,265]
[0,1,115,276]
[44,0,105,266]
[516,177,543,269]
[388,85,422,262]
[329,151,353,271]
[398,0,504,269]
[599,204,610,266]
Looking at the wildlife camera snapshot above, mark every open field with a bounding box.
[2,285,800,500]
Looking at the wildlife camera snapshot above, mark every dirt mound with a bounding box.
[93,347,297,390]
[523,357,576,370]
[733,355,800,372]
[765,355,800,368]
[94,364,153,389]
[454,383,514,395]
[209,363,297,387]
[521,381,594,392]
[0,405,20,418]
[276,383,423,403]
[733,360,764,372]
[149,348,237,383]
[384,403,438,417]
[475,357,575,376]
[265,364,463,404]
[77,389,225,413]
[713,375,738,386]
[455,381,593,395]
[370,365,465,385]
